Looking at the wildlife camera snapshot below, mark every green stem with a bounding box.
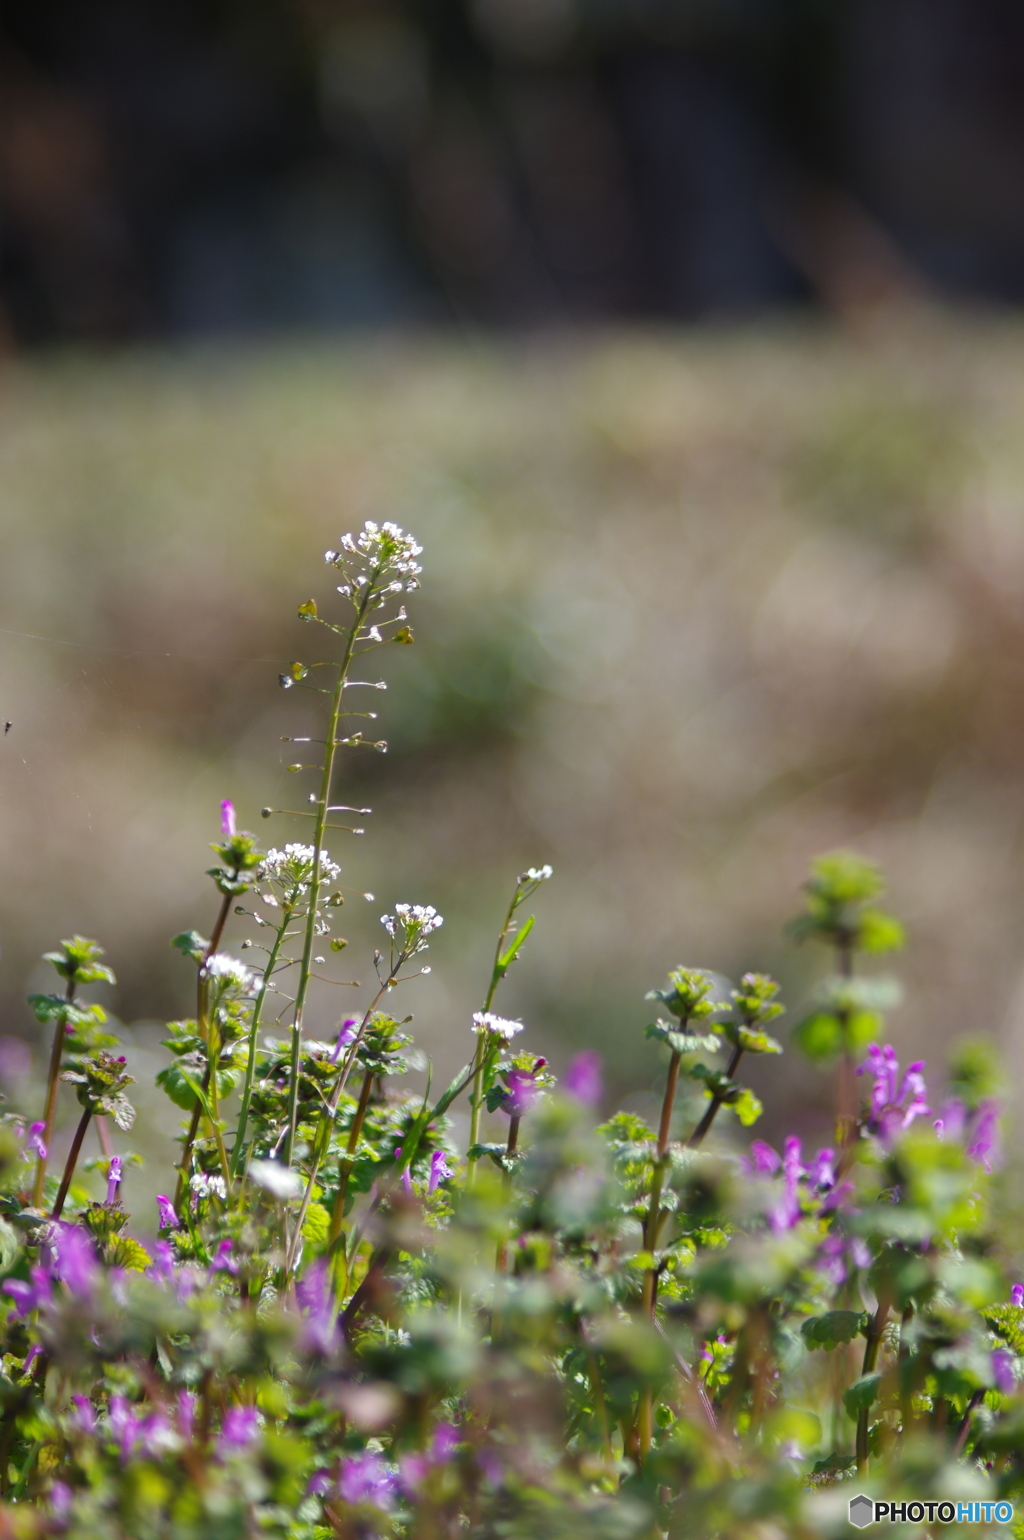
[231,920,288,1178]
[33,977,76,1208]
[327,1067,375,1256]
[467,886,522,1186]
[50,1107,92,1220]
[856,1297,889,1473]
[687,1044,744,1150]
[175,888,234,1206]
[638,1043,688,1461]
[283,586,372,1169]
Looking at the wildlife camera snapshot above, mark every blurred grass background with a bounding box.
[4,313,1024,1206]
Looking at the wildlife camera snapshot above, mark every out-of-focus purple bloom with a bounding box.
[105,1157,122,1206]
[339,1451,398,1510]
[220,799,236,838]
[398,1426,458,1496]
[156,1194,179,1231]
[296,1261,338,1353]
[817,1229,871,1285]
[504,1069,540,1118]
[857,1044,930,1143]
[563,1050,603,1107]
[49,1224,98,1296]
[219,1405,260,1453]
[966,1101,1000,1173]
[0,1038,31,1083]
[992,1348,1016,1395]
[933,1098,967,1141]
[743,1140,781,1176]
[428,1149,453,1194]
[820,1179,855,1214]
[210,1239,238,1275]
[1012,1284,1024,1309]
[768,1137,805,1233]
[22,1344,41,1373]
[432,1422,459,1461]
[331,1018,359,1065]
[70,1395,96,1435]
[108,1397,173,1462]
[308,1468,334,1497]
[50,1480,73,1520]
[807,1148,836,1189]
[5,1266,52,1318]
[394,1147,413,1196]
[178,1392,195,1442]
[147,1240,176,1284]
[28,1121,47,1161]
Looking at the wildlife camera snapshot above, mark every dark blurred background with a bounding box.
[2,0,1024,341]
[6,0,1024,1206]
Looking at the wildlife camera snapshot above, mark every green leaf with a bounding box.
[172,931,209,964]
[857,908,905,954]
[802,1311,870,1350]
[155,1062,238,1113]
[843,1373,882,1417]
[298,598,318,619]
[646,1020,721,1054]
[0,1218,19,1273]
[497,914,534,972]
[108,1235,152,1271]
[722,1023,782,1055]
[729,1087,763,1126]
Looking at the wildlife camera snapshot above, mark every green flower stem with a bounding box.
[32,975,76,1208]
[467,884,522,1187]
[282,583,372,1170]
[174,887,235,1205]
[205,1013,232,1194]
[50,1106,92,1220]
[687,1044,744,1150]
[327,1066,375,1258]
[856,1295,890,1473]
[231,919,289,1180]
[836,938,856,1154]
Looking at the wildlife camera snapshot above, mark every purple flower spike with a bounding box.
[220,799,236,838]
[505,1069,539,1118]
[767,1138,804,1233]
[1012,1284,1024,1309]
[5,1266,52,1318]
[49,1225,97,1296]
[428,1149,453,1194]
[50,1481,73,1520]
[431,1422,459,1462]
[339,1451,398,1510]
[966,1101,1001,1173]
[28,1121,47,1161]
[563,1050,603,1107]
[743,1140,781,1176]
[156,1194,179,1231]
[219,1405,260,1453]
[993,1348,1016,1395]
[210,1239,239,1275]
[105,1156,122,1206]
[808,1147,836,1190]
[331,1018,359,1064]
[858,1044,931,1144]
[70,1394,96,1435]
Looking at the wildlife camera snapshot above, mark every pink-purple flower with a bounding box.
[1012,1283,1024,1309]
[562,1050,603,1107]
[339,1450,398,1509]
[105,1157,122,1206]
[28,1121,47,1161]
[156,1194,179,1231]
[992,1348,1016,1395]
[219,1405,260,1454]
[857,1044,931,1142]
[428,1149,453,1194]
[220,799,236,838]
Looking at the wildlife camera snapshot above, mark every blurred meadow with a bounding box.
[4,314,1024,1206]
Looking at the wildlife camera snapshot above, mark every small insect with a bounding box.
[3,721,9,734]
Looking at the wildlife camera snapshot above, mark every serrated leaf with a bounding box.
[172,931,209,964]
[108,1235,152,1271]
[723,1023,782,1055]
[730,1087,764,1126]
[843,1372,882,1417]
[646,1020,721,1054]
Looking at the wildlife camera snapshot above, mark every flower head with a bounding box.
[155,1194,179,1231]
[105,1156,122,1206]
[220,800,236,839]
[428,1149,453,1194]
[381,903,443,957]
[257,844,341,889]
[219,1405,260,1454]
[48,1224,98,1295]
[992,1348,1017,1395]
[857,1044,930,1143]
[1012,1283,1024,1309]
[522,865,553,883]
[563,1050,602,1106]
[28,1121,47,1161]
[339,1450,398,1510]
[325,521,423,593]
[331,1018,359,1065]
[201,954,254,994]
[472,1012,523,1042]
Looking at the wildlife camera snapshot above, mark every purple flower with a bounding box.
[428,1149,453,1195]
[156,1195,179,1231]
[394,1147,413,1196]
[5,1266,52,1318]
[807,1147,836,1190]
[339,1451,398,1510]
[331,1018,360,1065]
[105,1157,122,1206]
[307,1468,334,1497]
[70,1395,96,1435]
[48,1224,98,1296]
[296,1261,338,1353]
[817,1228,871,1285]
[147,1240,176,1285]
[992,1348,1016,1395]
[743,1140,781,1176]
[50,1480,73,1520]
[768,1137,805,1233]
[857,1044,931,1143]
[966,1100,1000,1173]
[504,1069,540,1118]
[219,1405,260,1453]
[562,1050,603,1107]
[1012,1284,1024,1309]
[431,1422,459,1461]
[220,799,236,838]
[108,1398,173,1462]
[28,1121,47,1161]
[210,1239,238,1276]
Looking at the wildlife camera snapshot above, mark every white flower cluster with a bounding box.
[325,521,422,592]
[257,844,341,886]
[201,953,254,993]
[380,902,443,956]
[472,1012,524,1041]
[522,865,554,883]
[190,1172,228,1200]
